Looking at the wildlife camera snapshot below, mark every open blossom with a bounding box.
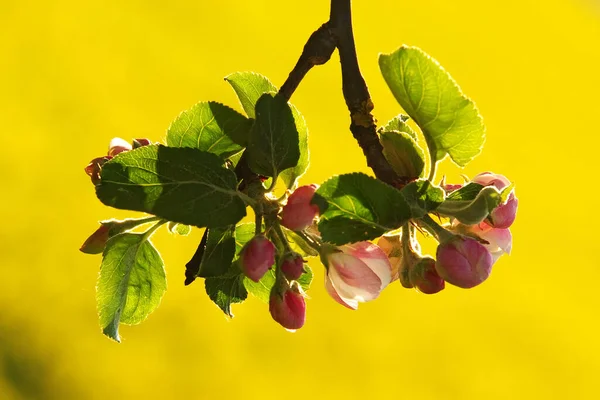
[472,172,518,229]
[241,235,276,282]
[324,242,392,309]
[269,282,306,331]
[435,236,493,289]
[281,184,320,231]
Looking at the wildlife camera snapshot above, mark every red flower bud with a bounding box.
[281,184,320,231]
[241,235,276,282]
[84,156,112,185]
[80,224,111,254]
[269,282,306,330]
[107,137,132,157]
[409,257,445,294]
[280,254,305,281]
[435,236,493,289]
[132,138,152,148]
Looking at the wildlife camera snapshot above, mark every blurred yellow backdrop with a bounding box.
[1,0,599,398]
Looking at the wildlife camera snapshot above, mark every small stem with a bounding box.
[265,175,279,193]
[236,191,259,209]
[255,213,263,235]
[428,160,437,183]
[419,215,454,243]
[273,223,294,253]
[142,220,167,240]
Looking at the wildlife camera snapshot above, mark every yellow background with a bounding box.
[1,0,599,398]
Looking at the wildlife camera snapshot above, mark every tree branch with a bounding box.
[279,23,337,101]
[329,0,409,187]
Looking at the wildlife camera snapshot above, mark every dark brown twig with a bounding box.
[329,0,409,187]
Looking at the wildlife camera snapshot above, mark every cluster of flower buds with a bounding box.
[239,230,308,330]
[276,172,516,314]
[84,137,152,184]
[437,172,517,287]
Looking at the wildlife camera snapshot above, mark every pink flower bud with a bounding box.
[435,236,493,289]
[281,254,305,281]
[281,184,320,231]
[269,282,306,331]
[84,156,112,185]
[107,137,132,157]
[132,138,152,148]
[324,241,392,309]
[409,257,445,294]
[472,172,518,229]
[241,235,276,282]
[80,224,110,254]
[467,222,512,263]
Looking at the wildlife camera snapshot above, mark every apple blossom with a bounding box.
[324,241,392,309]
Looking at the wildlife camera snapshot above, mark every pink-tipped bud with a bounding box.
[281,184,320,231]
[80,224,111,254]
[409,257,445,294]
[281,254,305,281]
[435,236,493,289]
[132,138,152,148]
[472,172,518,229]
[269,282,306,331]
[241,235,276,282]
[84,156,112,185]
[107,137,133,157]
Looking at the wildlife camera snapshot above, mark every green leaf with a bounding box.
[382,114,416,140]
[446,182,485,201]
[379,46,485,167]
[97,233,166,342]
[96,144,246,228]
[167,222,192,236]
[312,173,413,245]
[205,262,247,317]
[198,225,236,278]
[380,130,426,178]
[203,223,254,317]
[400,180,445,217]
[246,93,300,178]
[243,270,275,303]
[166,101,252,158]
[234,223,255,253]
[225,72,278,119]
[297,264,313,292]
[279,104,309,189]
[437,186,502,225]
